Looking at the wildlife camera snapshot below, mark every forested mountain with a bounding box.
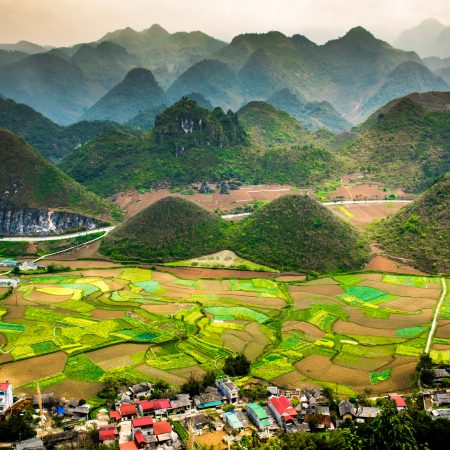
[343,92,450,192]
[97,24,226,88]
[0,96,128,160]
[60,99,341,195]
[82,68,166,123]
[0,40,51,54]
[0,129,111,218]
[0,24,436,126]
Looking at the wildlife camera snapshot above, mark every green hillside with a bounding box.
[100,197,229,262]
[0,96,128,160]
[0,129,112,218]
[345,92,450,192]
[231,195,369,273]
[61,99,341,196]
[371,173,450,273]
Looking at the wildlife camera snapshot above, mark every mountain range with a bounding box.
[0,24,448,128]
[396,18,450,58]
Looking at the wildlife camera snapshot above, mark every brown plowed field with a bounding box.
[360,280,440,298]
[0,352,67,387]
[364,256,426,275]
[282,321,326,340]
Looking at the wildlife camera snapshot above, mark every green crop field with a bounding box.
[0,265,447,399]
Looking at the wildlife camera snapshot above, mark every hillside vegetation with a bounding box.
[232,195,369,273]
[0,95,128,160]
[62,99,340,196]
[0,129,112,218]
[344,92,450,192]
[371,173,450,273]
[100,197,229,262]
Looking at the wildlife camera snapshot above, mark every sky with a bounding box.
[0,0,449,46]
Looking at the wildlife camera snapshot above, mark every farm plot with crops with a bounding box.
[0,266,447,398]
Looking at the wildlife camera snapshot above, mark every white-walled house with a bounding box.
[0,381,13,415]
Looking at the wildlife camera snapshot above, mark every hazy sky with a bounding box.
[1,0,449,46]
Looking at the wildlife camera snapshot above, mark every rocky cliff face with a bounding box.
[0,202,101,236]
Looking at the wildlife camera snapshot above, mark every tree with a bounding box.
[223,354,250,377]
[322,386,334,400]
[0,411,36,442]
[368,402,418,450]
[417,353,434,386]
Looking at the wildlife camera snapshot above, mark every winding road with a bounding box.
[425,277,448,354]
[0,226,115,242]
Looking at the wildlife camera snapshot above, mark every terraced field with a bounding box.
[0,267,447,399]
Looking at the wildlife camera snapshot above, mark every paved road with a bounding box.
[0,226,115,242]
[425,277,448,354]
[222,199,413,219]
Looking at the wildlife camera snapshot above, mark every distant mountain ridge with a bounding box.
[395,18,450,58]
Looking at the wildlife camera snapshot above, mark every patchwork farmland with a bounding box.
[0,266,447,400]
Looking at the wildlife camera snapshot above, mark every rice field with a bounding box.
[0,266,447,397]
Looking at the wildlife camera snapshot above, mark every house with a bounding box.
[19,262,40,272]
[72,404,90,419]
[131,416,153,440]
[120,403,137,419]
[0,260,18,267]
[194,387,222,410]
[127,382,153,399]
[431,409,450,420]
[181,413,210,435]
[433,368,450,379]
[316,406,330,416]
[110,410,121,421]
[339,400,356,421]
[268,395,298,430]
[0,381,13,416]
[99,425,117,444]
[120,442,138,450]
[389,394,407,410]
[216,378,239,403]
[246,403,273,431]
[304,414,333,429]
[153,420,173,444]
[169,394,192,414]
[15,438,45,450]
[223,411,244,430]
[33,392,57,409]
[137,399,171,417]
[353,406,380,422]
[433,392,450,406]
[0,278,20,288]
[338,401,380,422]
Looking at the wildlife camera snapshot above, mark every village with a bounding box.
[1,368,450,450]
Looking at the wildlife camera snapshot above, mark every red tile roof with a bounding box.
[120,442,138,450]
[139,399,171,411]
[134,431,146,445]
[120,404,137,416]
[269,396,298,417]
[110,410,121,421]
[0,383,10,391]
[304,414,332,427]
[389,394,406,408]
[99,428,116,441]
[132,417,153,428]
[153,421,172,435]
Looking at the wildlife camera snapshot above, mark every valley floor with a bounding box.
[0,258,448,402]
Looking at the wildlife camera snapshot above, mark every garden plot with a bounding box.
[0,267,445,397]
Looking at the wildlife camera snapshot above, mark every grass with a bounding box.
[369,369,392,384]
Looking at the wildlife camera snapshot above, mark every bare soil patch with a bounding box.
[291,292,340,309]
[28,379,102,400]
[155,266,277,280]
[169,365,206,380]
[137,364,186,387]
[276,275,307,282]
[88,343,149,370]
[282,321,326,340]
[333,354,394,371]
[327,203,404,227]
[360,280,440,298]
[0,352,67,386]
[346,308,433,329]
[28,291,73,303]
[90,309,126,320]
[289,284,345,296]
[381,297,437,312]
[436,323,450,339]
[142,303,192,315]
[222,333,247,353]
[196,431,227,450]
[365,256,426,275]
[4,291,36,307]
[2,305,25,319]
[333,319,397,337]
[304,278,340,286]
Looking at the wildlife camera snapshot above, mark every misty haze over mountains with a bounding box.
[0,20,448,127]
